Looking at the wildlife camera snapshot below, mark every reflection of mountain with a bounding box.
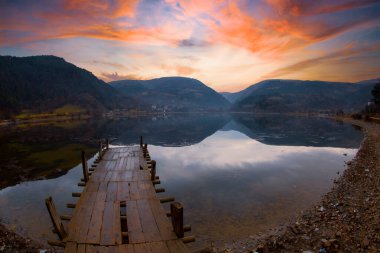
[225,115,362,148]
[102,114,231,146]
[0,120,105,189]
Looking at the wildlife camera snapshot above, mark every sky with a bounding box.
[1,0,379,92]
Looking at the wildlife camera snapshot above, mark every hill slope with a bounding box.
[109,77,231,111]
[0,55,130,117]
[231,79,376,113]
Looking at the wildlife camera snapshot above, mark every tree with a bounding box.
[372,82,380,105]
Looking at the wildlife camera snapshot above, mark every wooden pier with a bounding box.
[45,138,193,252]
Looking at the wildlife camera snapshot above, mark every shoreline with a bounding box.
[240,118,380,253]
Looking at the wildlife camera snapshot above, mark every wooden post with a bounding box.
[81,151,89,183]
[150,160,156,181]
[99,140,103,159]
[143,144,147,158]
[140,136,143,147]
[170,202,184,238]
[45,196,67,240]
[106,138,109,149]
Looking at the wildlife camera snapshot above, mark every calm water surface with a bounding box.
[0,114,362,250]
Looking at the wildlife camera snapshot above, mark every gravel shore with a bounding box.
[245,119,380,253]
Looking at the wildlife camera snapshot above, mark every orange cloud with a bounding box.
[262,43,380,79]
[159,64,199,76]
[100,72,146,82]
[64,0,139,18]
[266,0,378,16]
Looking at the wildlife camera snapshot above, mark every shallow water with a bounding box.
[0,114,362,250]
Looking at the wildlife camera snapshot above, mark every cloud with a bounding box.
[159,64,199,76]
[178,38,209,47]
[99,72,145,82]
[1,0,380,90]
[175,65,199,75]
[266,0,378,16]
[262,43,380,79]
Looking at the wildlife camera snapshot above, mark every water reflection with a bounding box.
[148,130,357,249]
[230,115,362,148]
[0,115,362,250]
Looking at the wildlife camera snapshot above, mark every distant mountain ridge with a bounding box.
[109,77,231,112]
[1,55,378,118]
[0,55,133,117]
[222,79,378,113]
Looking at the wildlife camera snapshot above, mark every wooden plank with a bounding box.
[100,201,114,245]
[106,182,118,202]
[92,171,107,182]
[119,244,135,253]
[149,242,171,253]
[64,242,77,253]
[149,199,177,240]
[110,171,118,181]
[105,171,113,181]
[113,202,122,245]
[77,244,86,253]
[86,192,107,244]
[107,246,120,253]
[126,156,132,170]
[117,181,129,201]
[139,181,156,199]
[86,245,108,253]
[134,244,152,253]
[126,200,145,243]
[121,171,133,181]
[76,192,99,243]
[129,182,141,200]
[166,240,190,253]
[66,185,96,241]
[137,199,161,242]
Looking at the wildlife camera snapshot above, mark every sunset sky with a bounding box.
[1,0,379,92]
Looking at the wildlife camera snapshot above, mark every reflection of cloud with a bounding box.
[149,130,357,181]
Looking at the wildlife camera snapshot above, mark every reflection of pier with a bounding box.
[45,138,193,252]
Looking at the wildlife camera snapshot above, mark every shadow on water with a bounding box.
[0,114,363,250]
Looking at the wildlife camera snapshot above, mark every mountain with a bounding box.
[220,92,244,104]
[230,79,377,113]
[0,55,132,118]
[109,77,231,112]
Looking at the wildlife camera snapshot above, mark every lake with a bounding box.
[0,114,362,250]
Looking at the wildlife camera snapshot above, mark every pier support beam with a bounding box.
[81,151,89,183]
[150,160,156,181]
[171,202,184,238]
[45,196,67,240]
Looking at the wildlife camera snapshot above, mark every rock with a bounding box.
[361,237,370,248]
[254,244,264,253]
